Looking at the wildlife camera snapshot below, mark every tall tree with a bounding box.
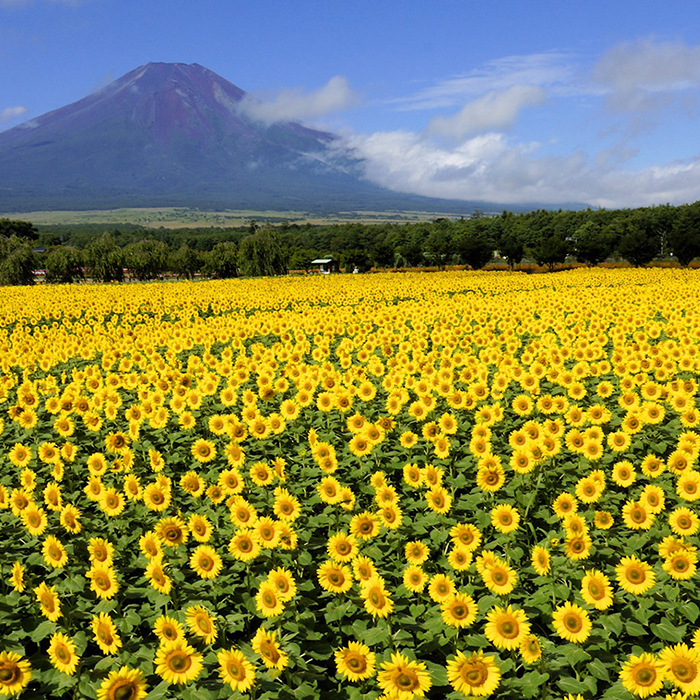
[0,219,38,241]
[573,220,615,266]
[84,233,124,283]
[44,246,83,284]
[203,241,239,278]
[0,236,37,285]
[617,213,660,266]
[169,244,202,279]
[239,228,287,277]
[667,203,700,266]
[531,235,568,271]
[124,239,169,281]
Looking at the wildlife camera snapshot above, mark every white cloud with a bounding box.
[592,38,700,112]
[392,52,573,111]
[335,128,700,209]
[0,105,27,122]
[238,75,360,125]
[426,85,546,140]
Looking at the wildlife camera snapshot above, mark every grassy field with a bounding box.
[0,207,460,228]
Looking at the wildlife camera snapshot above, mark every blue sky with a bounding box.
[3,0,700,208]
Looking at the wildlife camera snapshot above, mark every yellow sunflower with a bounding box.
[145,557,172,595]
[97,666,147,700]
[185,605,217,644]
[484,605,530,650]
[450,523,482,551]
[519,634,542,664]
[352,556,377,583]
[551,602,591,644]
[47,632,79,675]
[580,569,614,610]
[189,545,223,580]
[531,545,551,576]
[659,643,700,695]
[334,641,376,682]
[619,652,664,698]
[155,516,188,548]
[377,652,432,700]
[327,532,359,563]
[88,537,114,566]
[425,485,452,514]
[349,511,380,540]
[255,582,285,618]
[616,556,656,595]
[187,514,213,543]
[428,573,456,603]
[21,504,47,537]
[677,471,700,502]
[92,612,122,655]
[490,503,520,534]
[153,615,185,644]
[217,648,256,693]
[86,565,119,600]
[34,582,62,621]
[403,565,427,593]
[663,550,698,580]
[266,567,297,602]
[154,640,203,685]
[252,627,289,670]
[480,559,518,596]
[0,650,32,696]
[441,592,478,629]
[669,507,700,536]
[622,500,655,530]
[191,438,216,463]
[361,577,394,618]
[10,562,24,593]
[446,650,501,697]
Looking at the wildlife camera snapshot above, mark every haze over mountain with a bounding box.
[0,62,504,214]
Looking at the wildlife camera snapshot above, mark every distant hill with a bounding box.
[0,62,516,215]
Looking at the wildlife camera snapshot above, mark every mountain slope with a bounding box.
[0,63,490,213]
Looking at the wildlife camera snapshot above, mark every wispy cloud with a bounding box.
[391,52,574,111]
[0,105,27,122]
[336,128,700,209]
[592,38,700,112]
[238,75,360,126]
[426,85,546,140]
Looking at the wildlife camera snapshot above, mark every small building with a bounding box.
[310,258,338,274]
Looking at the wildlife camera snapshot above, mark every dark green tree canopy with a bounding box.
[239,228,287,277]
[0,219,38,241]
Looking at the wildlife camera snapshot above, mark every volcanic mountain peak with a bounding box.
[0,62,474,213]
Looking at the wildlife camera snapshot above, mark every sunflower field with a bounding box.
[2,268,700,699]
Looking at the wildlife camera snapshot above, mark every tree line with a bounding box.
[1,200,700,285]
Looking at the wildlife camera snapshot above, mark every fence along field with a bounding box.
[1,268,700,699]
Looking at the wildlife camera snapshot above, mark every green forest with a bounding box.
[1,200,700,285]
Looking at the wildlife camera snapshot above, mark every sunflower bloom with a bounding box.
[552,602,591,644]
[620,653,664,698]
[447,650,500,697]
[377,652,432,700]
[154,640,203,685]
[335,642,376,682]
[217,648,256,693]
[47,633,79,675]
[0,650,32,696]
[97,666,147,700]
[484,605,530,650]
[616,556,656,595]
[659,643,700,694]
